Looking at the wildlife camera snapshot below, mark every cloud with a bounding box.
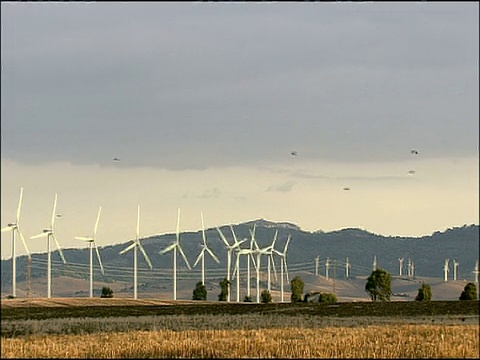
[183,187,221,199]
[266,181,296,193]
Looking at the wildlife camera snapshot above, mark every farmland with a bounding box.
[1,299,479,358]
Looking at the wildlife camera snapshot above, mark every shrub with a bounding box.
[243,295,253,302]
[100,287,113,298]
[415,283,432,301]
[192,282,207,301]
[319,292,338,304]
[218,278,230,301]
[459,282,478,300]
[261,290,272,303]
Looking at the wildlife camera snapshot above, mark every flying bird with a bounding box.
[112,157,120,162]
[408,170,416,175]
[343,187,351,191]
[291,151,298,156]
[411,149,419,155]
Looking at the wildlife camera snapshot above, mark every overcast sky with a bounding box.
[1,2,478,258]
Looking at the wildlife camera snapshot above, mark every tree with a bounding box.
[459,282,478,300]
[243,295,253,302]
[192,282,207,301]
[261,289,272,303]
[100,286,113,298]
[319,292,338,304]
[218,278,230,301]
[365,268,392,302]
[290,276,304,302]
[415,283,432,301]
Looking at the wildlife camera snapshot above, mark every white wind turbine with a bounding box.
[216,225,246,302]
[30,193,67,299]
[193,212,220,285]
[1,187,31,298]
[119,205,153,300]
[250,231,278,303]
[272,234,291,302]
[159,208,192,300]
[232,234,256,303]
[74,206,105,298]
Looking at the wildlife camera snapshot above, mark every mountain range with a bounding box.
[1,220,478,298]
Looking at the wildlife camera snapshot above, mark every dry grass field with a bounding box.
[2,298,478,358]
[2,324,479,358]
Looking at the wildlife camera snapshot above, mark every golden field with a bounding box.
[2,323,479,358]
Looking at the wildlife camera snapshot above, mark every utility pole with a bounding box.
[333,259,336,294]
[398,258,404,276]
[315,255,320,276]
[325,257,330,280]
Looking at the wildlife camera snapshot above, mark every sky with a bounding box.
[1,2,479,259]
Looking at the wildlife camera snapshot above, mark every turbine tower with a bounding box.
[474,260,479,285]
[315,255,320,276]
[159,208,192,300]
[453,259,459,281]
[232,234,256,302]
[193,212,220,286]
[373,255,377,271]
[216,225,245,302]
[443,258,449,282]
[30,193,67,299]
[74,206,105,298]
[272,234,291,302]
[246,224,258,299]
[398,258,404,276]
[1,187,31,298]
[250,233,277,303]
[325,257,330,280]
[119,205,153,300]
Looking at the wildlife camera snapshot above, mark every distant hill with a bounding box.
[1,221,478,298]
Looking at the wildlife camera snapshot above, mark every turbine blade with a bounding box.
[216,227,230,247]
[93,206,102,236]
[17,227,31,259]
[284,235,292,254]
[136,205,140,240]
[270,254,277,280]
[51,193,58,229]
[232,254,240,280]
[31,232,49,239]
[119,241,136,255]
[75,236,93,241]
[16,187,24,224]
[230,225,238,244]
[1,226,15,232]
[193,249,204,268]
[159,242,176,255]
[52,233,67,264]
[205,246,220,263]
[176,208,181,243]
[138,241,153,270]
[201,212,207,245]
[272,230,278,248]
[177,244,191,270]
[94,242,105,275]
[284,258,290,283]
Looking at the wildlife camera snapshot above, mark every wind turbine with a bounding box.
[266,230,278,293]
[1,187,31,298]
[272,234,291,302]
[119,205,153,300]
[193,212,220,286]
[74,206,105,298]
[216,225,246,302]
[250,231,277,303]
[30,193,67,299]
[159,208,192,300]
